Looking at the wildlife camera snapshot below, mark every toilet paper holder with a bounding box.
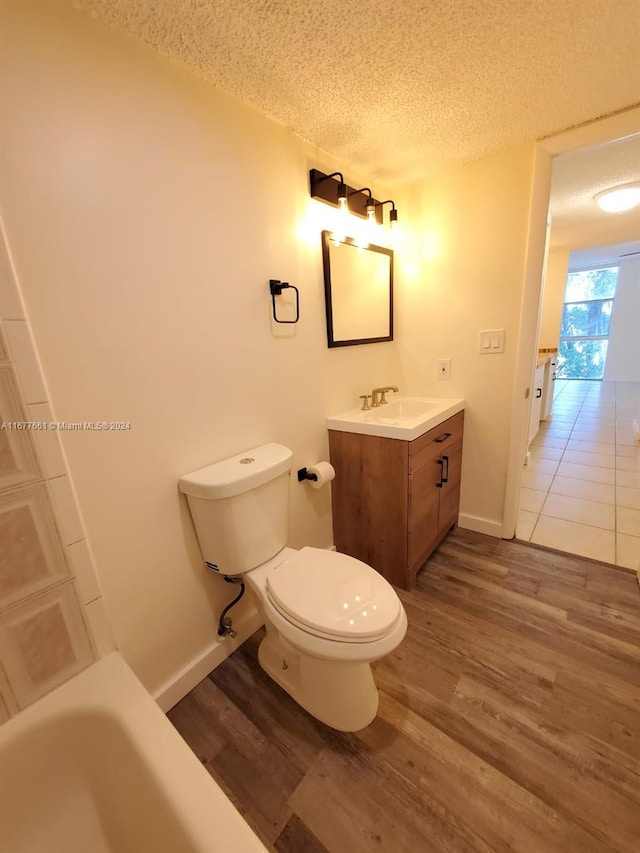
[297,467,318,482]
[297,462,336,489]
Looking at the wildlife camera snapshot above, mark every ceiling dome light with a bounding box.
[594,183,640,213]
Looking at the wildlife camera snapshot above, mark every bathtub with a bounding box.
[0,652,266,853]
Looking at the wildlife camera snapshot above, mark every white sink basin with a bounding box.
[327,396,465,441]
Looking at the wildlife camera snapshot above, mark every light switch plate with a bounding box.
[479,329,505,353]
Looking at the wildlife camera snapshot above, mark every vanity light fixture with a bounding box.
[350,188,379,248]
[309,171,351,245]
[350,186,374,213]
[310,169,384,222]
[376,199,399,230]
[364,197,379,247]
[309,168,398,244]
[594,182,640,214]
[362,193,378,227]
[335,175,348,211]
[333,176,350,245]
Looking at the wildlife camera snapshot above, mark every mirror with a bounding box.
[321,230,393,347]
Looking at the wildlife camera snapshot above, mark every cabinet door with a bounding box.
[438,438,463,533]
[408,412,464,571]
[328,429,409,587]
[408,449,441,567]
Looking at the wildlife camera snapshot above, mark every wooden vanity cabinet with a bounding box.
[328,411,464,589]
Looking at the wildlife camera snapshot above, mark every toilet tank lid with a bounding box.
[179,443,293,500]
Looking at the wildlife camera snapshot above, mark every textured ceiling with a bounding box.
[549,134,640,250]
[75,0,640,184]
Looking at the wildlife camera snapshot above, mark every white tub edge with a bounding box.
[0,652,268,853]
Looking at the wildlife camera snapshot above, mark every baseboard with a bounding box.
[153,609,264,712]
[457,513,503,538]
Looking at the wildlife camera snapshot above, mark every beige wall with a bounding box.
[0,0,402,694]
[0,0,552,698]
[604,255,640,382]
[396,144,548,533]
[538,248,570,350]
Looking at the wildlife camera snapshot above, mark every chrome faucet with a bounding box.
[371,385,399,407]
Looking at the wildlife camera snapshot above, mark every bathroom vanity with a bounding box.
[328,398,464,589]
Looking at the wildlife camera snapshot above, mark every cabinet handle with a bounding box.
[435,432,452,443]
[536,388,542,398]
[436,458,444,488]
[441,454,449,484]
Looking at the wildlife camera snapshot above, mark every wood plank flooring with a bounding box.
[168,530,640,852]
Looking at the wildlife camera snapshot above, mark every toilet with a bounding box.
[179,442,407,732]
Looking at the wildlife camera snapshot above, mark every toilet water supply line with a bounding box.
[218,576,245,638]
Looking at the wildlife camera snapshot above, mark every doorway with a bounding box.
[505,108,640,573]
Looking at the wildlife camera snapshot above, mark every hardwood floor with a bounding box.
[168,530,640,852]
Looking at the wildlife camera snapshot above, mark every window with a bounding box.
[557,265,619,380]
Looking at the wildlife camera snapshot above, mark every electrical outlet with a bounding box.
[437,358,451,380]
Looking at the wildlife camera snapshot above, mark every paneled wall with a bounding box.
[0,224,115,719]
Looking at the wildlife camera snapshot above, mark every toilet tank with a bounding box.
[179,443,293,576]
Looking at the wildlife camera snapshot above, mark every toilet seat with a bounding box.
[266,547,401,642]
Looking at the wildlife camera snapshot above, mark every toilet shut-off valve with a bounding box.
[217,576,245,638]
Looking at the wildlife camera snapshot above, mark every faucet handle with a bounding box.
[379,390,389,405]
[359,395,372,411]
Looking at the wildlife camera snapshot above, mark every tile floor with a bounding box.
[516,379,640,569]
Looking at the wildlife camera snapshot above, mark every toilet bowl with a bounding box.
[179,443,407,731]
[245,546,407,731]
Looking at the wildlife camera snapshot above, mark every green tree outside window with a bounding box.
[556,266,618,380]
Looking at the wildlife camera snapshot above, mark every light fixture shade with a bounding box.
[594,183,640,213]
